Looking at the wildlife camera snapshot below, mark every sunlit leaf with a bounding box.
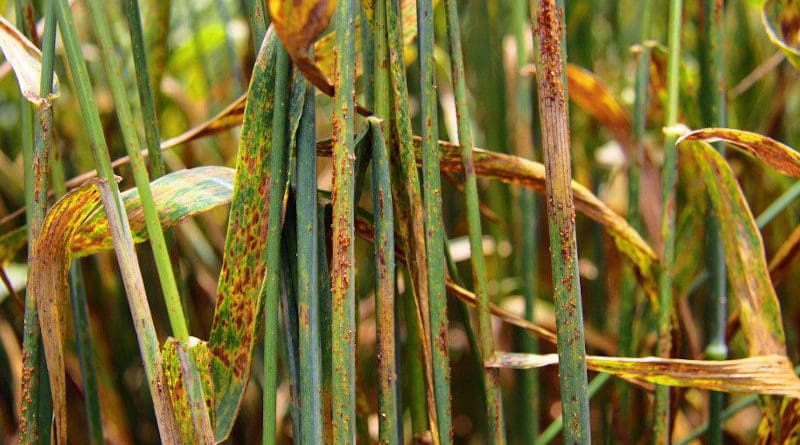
[678,128,800,178]
[762,0,800,69]
[487,353,800,398]
[0,14,59,104]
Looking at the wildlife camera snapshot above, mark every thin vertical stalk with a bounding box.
[262,44,292,445]
[143,0,171,94]
[123,0,166,177]
[655,0,683,441]
[318,204,334,443]
[619,0,652,429]
[360,4,375,111]
[367,117,401,444]
[18,0,53,440]
[400,266,429,436]
[68,265,105,444]
[331,0,357,441]
[417,0,451,442]
[96,180,180,443]
[55,0,181,440]
[531,1,591,443]
[296,77,323,444]
[699,1,727,444]
[536,373,612,445]
[385,0,440,439]
[510,0,540,441]
[443,0,504,442]
[246,0,269,50]
[84,0,189,340]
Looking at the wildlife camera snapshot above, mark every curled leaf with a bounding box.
[487,353,800,398]
[678,128,800,178]
[30,179,105,445]
[763,0,800,70]
[0,14,58,103]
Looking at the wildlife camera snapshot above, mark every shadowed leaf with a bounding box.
[769,224,800,286]
[679,128,800,178]
[763,0,800,69]
[487,353,800,398]
[0,14,59,103]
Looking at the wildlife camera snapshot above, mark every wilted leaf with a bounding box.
[268,0,336,98]
[678,137,789,436]
[487,353,800,398]
[30,179,105,445]
[678,128,800,178]
[0,14,59,104]
[72,166,234,257]
[321,137,659,303]
[163,337,215,445]
[763,0,800,69]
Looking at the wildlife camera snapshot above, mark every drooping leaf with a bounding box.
[30,179,104,445]
[487,353,800,398]
[0,14,59,104]
[762,0,800,69]
[268,0,336,97]
[678,137,791,437]
[163,337,215,444]
[72,166,234,257]
[319,137,659,303]
[678,128,800,178]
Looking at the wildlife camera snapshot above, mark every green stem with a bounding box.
[331,0,357,441]
[18,0,53,440]
[85,0,188,340]
[655,0,683,441]
[368,117,401,445]
[619,0,652,430]
[417,0,451,442]
[123,0,166,178]
[443,0,504,441]
[531,1,591,442]
[509,0,540,440]
[296,75,323,444]
[536,373,611,445]
[262,44,292,445]
[246,0,269,50]
[699,1,727,444]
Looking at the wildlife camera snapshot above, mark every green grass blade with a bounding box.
[330,0,357,441]
[367,117,401,444]
[442,0,505,441]
[654,0,684,441]
[531,1,591,442]
[84,0,189,340]
[123,0,166,178]
[296,74,323,444]
[262,42,293,445]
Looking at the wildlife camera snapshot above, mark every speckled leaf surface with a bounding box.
[163,337,215,444]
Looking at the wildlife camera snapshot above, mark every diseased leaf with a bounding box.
[763,0,800,69]
[487,353,800,398]
[678,128,800,178]
[72,166,234,257]
[268,0,336,98]
[207,29,306,441]
[677,137,791,438]
[320,137,659,303]
[163,337,215,445]
[0,14,59,103]
[30,180,104,445]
